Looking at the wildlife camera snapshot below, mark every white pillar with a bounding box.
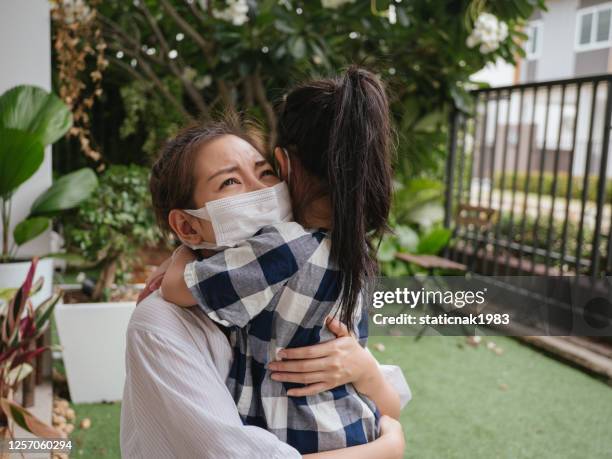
[0,0,52,258]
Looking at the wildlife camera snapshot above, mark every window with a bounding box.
[576,3,612,51]
[525,21,543,59]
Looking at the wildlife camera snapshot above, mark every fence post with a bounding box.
[591,79,612,278]
[444,108,459,230]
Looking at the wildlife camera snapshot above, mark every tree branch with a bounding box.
[161,0,233,107]
[137,1,210,118]
[109,45,193,121]
[99,15,165,67]
[253,65,277,149]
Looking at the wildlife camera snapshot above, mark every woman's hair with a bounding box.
[150,113,265,234]
[276,66,393,329]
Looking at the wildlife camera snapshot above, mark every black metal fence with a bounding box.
[445,74,612,278]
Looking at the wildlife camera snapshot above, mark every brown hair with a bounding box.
[277,66,393,330]
[150,113,265,234]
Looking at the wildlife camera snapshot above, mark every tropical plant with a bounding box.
[61,165,165,300]
[0,258,62,438]
[0,85,98,262]
[378,178,452,276]
[50,0,544,174]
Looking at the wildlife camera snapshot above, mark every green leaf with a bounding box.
[0,85,72,145]
[0,398,62,438]
[34,293,61,333]
[377,235,398,262]
[0,128,44,197]
[450,85,474,115]
[417,227,451,255]
[274,19,296,33]
[413,110,445,133]
[289,36,306,59]
[0,288,17,307]
[13,217,49,246]
[405,202,445,228]
[30,168,98,216]
[395,225,419,252]
[6,364,33,385]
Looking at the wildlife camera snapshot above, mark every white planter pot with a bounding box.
[54,300,135,404]
[0,258,54,307]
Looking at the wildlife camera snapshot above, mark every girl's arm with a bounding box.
[160,246,198,307]
[305,415,405,459]
[268,318,402,419]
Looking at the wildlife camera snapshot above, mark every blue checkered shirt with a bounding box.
[184,222,379,454]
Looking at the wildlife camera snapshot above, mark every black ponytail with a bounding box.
[277,66,393,330]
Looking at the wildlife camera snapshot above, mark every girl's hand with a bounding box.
[378,415,406,458]
[137,256,172,304]
[267,317,378,397]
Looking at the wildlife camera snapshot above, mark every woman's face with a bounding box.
[181,134,280,244]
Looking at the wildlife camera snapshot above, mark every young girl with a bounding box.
[160,67,399,454]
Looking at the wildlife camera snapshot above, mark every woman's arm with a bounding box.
[268,318,402,419]
[305,416,405,459]
[122,298,302,458]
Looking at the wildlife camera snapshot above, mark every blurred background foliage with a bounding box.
[51,0,545,267]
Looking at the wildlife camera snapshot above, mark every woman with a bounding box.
[121,67,409,458]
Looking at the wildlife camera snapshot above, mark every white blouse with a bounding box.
[120,291,411,459]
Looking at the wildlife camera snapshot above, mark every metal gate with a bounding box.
[444,74,612,278]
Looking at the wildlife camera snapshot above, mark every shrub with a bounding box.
[494,172,612,203]
[62,165,164,300]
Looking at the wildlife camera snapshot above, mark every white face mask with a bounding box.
[181,182,293,251]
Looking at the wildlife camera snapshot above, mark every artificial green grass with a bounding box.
[69,402,122,458]
[65,336,612,459]
[370,335,612,459]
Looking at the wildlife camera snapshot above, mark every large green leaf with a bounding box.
[30,168,98,216]
[395,225,419,252]
[13,217,49,246]
[0,127,44,197]
[377,235,398,262]
[417,227,452,255]
[0,85,72,145]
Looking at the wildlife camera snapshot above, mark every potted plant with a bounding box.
[0,85,98,306]
[0,258,62,442]
[54,164,166,403]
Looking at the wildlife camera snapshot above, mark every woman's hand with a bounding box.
[268,317,378,397]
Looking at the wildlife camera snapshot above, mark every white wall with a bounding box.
[533,0,579,81]
[0,0,52,258]
[471,58,517,87]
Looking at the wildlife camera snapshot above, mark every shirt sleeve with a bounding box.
[184,223,318,328]
[121,326,301,459]
[378,364,412,409]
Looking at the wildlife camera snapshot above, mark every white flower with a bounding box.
[59,0,92,24]
[465,12,508,54]
[321,0,355,9]
[498,22,509,41]
[195,75,213,89]
[388,4,397,24]
[466,34,478,48]
[182,66,197,82]
[213,0,249,26]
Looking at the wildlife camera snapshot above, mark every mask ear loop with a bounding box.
[282,148,292,186]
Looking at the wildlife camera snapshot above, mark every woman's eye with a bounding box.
[261,169,276,178]
[220,177,240,189]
